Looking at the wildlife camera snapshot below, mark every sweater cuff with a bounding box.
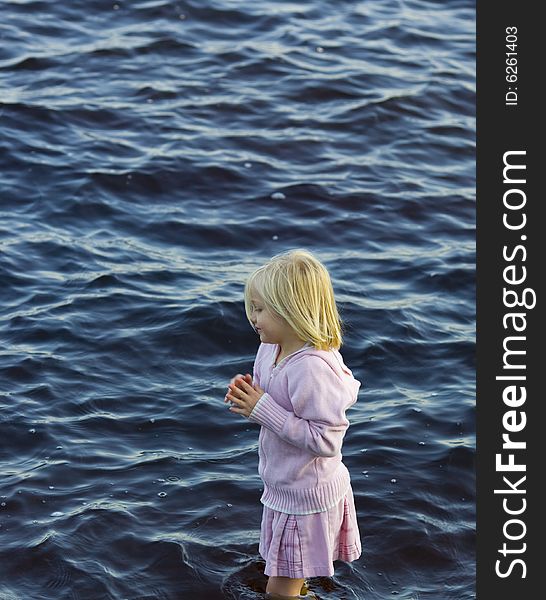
[248,393,288,434]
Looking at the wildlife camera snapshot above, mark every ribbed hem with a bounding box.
[248,393,288,434]
[260,465,350,514]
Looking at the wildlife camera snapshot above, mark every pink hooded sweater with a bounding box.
[248,342,361,515]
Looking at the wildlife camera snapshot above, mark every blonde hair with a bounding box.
[244,249,342,350]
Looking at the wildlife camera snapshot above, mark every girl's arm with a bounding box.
[248,356,352,457]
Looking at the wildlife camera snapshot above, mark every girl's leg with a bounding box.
[266,576,305,597]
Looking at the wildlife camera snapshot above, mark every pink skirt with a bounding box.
[259,486,362,578]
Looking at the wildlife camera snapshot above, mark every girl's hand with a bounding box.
[224,373,252,403]
[226,375,265,417]
[229,373,252,387]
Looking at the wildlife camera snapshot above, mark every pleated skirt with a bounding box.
[259,485,362,578]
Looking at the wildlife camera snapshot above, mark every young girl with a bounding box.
[224,249,362,599]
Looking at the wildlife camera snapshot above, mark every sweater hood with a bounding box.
[290,346,361,406]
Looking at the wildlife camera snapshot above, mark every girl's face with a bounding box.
[249,295,297,347]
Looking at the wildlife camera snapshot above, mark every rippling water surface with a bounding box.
[1,0,475,598]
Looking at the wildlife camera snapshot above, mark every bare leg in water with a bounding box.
[266,576,305,597]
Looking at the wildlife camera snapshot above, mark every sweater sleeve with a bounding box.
[248,356,351,457]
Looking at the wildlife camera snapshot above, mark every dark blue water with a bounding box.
[0,1,475,598]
